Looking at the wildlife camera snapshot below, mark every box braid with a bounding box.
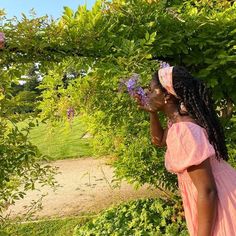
[153,66,228,161]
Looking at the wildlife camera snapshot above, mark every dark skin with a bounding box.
[134,79,218,236]
[0,41,4,49]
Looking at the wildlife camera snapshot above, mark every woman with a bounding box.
[135,66,236,236]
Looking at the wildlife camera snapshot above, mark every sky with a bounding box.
[0,0,96,20]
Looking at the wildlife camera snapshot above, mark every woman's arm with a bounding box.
[187,158,218,236]
[149,112,167,147]
[134,94,167,147]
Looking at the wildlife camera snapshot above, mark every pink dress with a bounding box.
[165,122,236,236]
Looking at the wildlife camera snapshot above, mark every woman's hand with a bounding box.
[134,93,156,113]
[134,93,166,147]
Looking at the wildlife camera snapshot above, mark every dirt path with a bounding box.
[5,157,161,219]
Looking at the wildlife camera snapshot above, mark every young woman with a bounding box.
[135,66,236,236]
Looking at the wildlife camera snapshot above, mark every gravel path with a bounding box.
[5,157,161,219]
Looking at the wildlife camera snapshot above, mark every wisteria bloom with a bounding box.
[125,73,139,96]
[160,61,170,68]
[67,107,75,120]
[119,73,148,106]
[0,32,5,49]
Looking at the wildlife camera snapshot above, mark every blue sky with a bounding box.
[0,0,96,19]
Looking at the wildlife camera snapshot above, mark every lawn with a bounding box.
[18,116,93,160]
[2,215,93,236]
[3,117,94,235]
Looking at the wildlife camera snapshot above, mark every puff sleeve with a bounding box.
[165,123,216,173]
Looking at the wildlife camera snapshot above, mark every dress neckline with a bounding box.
[168,120,202,129]
[172,121,199,126]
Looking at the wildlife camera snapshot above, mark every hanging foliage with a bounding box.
[0,0,236,206]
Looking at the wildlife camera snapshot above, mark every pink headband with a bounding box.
[158,66,188,113]
[158,66,178,98]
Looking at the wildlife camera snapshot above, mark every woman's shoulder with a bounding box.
[167,121,206,144]
[165,121,215,173]
[168,121,203,133]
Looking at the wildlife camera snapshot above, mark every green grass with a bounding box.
[4,118,94,235]
[18,116,93,160]
[2,215,93,236]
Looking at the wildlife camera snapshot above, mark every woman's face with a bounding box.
[147,79,166,111]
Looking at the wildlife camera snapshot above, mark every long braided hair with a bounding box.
[154,66,228,161]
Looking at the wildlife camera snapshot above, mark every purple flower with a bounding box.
[125,73,139,96]
[160,61,170,68]
[67,107,74,120]
[0,32,4,42]
[0,32,5,49]
[119,73,148,106]
[136,87,148,105]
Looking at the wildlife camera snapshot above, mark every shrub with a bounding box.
[73,198,188,236]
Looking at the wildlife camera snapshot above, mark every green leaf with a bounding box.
[63,6,74,18]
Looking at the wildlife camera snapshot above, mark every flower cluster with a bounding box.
[119,74,148,106]
[0,32,5,49]
[160,61,170,68]
[67,107,75,120]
